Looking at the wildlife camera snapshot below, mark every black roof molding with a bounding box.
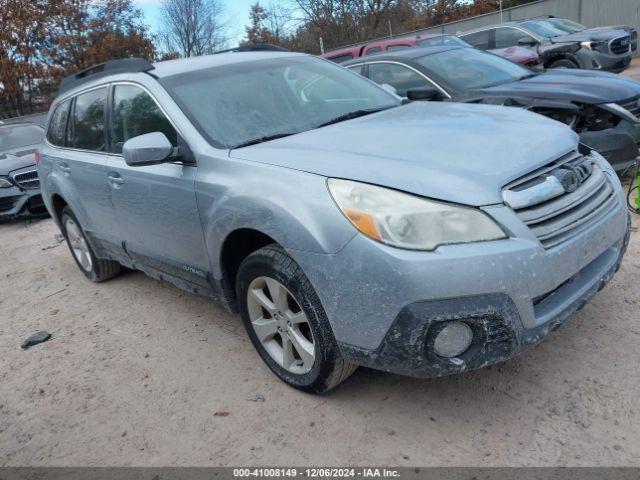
[215,44,289,54]
[516,14,556,22]
[58,58,155,95]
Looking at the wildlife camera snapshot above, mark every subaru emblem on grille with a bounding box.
[549,159,593,193]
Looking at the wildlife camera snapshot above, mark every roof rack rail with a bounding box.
[58,57,155,95]
[214,44,289,54]
[522,14,556,20]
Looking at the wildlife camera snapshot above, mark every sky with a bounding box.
[134,0,260,48]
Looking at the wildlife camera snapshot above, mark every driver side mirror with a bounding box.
[406,87,443,102]
[518,36,538,47]
[122,132,177,167]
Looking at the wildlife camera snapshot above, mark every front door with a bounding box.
[106,83,211,290]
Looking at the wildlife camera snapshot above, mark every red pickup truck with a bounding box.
[322,34,541,68]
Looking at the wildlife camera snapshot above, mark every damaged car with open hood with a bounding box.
[39,52,630,392]
[344,45,640,173]
[0,120,48,220]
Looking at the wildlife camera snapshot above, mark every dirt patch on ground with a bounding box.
[0,210,638,466]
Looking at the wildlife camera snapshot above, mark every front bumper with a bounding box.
[0,186,46,220]
[574,48,632,73]
[340,222,629,378]
[290,186,629,378]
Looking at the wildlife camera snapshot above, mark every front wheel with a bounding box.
[60,207,121,282]
[548,58,578,69]
[236,244,357,393]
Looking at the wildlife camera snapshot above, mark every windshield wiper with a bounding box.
[233,132,298,149]
[315,107,389,128]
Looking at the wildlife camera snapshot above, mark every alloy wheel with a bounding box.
[246,276,316,374]
[65,217,93,272]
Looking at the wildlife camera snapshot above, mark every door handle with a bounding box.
[56,161,71,174]
[107,173,124,187]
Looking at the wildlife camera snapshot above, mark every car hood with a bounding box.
[230,102,578,206]
[550,28,630,43]
[0,145,38,175]
[476,69,640,104]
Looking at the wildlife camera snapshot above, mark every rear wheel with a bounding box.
[237,244,357,393]
[61,207,121,282]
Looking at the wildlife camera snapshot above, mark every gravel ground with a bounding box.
[1,60,640,468]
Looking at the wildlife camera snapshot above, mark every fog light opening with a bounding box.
[433,321,473,358]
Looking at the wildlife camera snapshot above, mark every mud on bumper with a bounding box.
[339,217,631,378]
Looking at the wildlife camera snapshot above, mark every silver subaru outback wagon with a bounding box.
[38,52,630,392]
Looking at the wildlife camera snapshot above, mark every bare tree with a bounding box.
[245,1,297,46]
[159,0,229,57]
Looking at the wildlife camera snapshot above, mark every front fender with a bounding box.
[195,155,356,276]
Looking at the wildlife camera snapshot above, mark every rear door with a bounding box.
[105,83,211,289]
[49,87,124,257]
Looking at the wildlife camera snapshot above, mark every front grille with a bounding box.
[503,152,617,249]
[618,97,640,119]
[610,36,631,55]
[11,170,39,190]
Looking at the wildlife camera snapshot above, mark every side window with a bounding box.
[111,84,178,154]
[368,63,429,97]
[346,65,363,75]
[365,47,382,56]
[386,44,411,52]
[47,100,71,147]
[494,27,531,49]
[71,88,107,151]
[461,30,491,49]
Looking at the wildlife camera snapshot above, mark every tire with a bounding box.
[548,58,578,69]
[60,206,121,283]
[236,244,357,393]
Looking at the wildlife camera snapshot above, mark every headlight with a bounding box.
[580,41,605,51]
[327,179,506,251]
[0,177,13,188]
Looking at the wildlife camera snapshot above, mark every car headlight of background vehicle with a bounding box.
[0,177,14,188]
[327,179,507,251]
[580,40,607,51]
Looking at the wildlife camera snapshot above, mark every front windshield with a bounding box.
[547,18,587,34]
[415,48,530,91]
[417,36,470,48]
[161,56,400,149]
[0,124,43,151]
[521,20,572,38]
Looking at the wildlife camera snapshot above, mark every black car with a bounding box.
[343,46,640,172]
[0,116,48,220]
[459,17,635,73]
